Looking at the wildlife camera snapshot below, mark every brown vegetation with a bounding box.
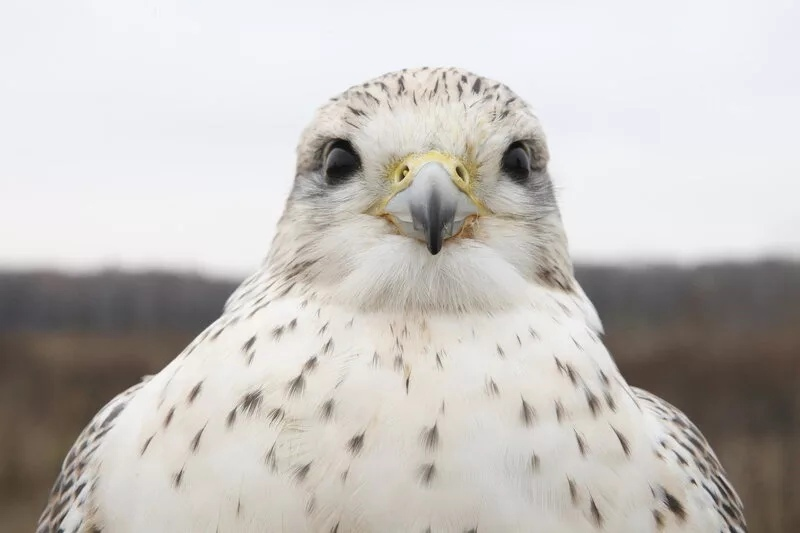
[0,263,797,531]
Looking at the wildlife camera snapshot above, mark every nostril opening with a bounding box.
[455,165,467,183]
[398,164,410,182]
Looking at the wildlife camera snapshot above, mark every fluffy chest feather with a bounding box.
[90,292,713,532]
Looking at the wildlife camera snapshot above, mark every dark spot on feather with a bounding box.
[272,326,285,340]
[293,462,311,482]
[173,468,184,488]
[242,335,256,353]
[226,408,237,428]
[589,497,603,526]
[653,509,665,529]
[486,377,500,396]
[241,390,263,415]
[420,423,439,451]
[568,477,577,503]
[611,426,631,457]
[268,408,285,425]
[496,344,505,358]
[586,389,600,416]
[102,403,125,428]
[164,407,175,428]
[347,432,365,455]
[419,463,436,486]
[265,445,277,471]
[521,397,536,426]
[347,106,365,117]
[575,430,588,456]
[304,356,318,372]
[188,381,203,403]
[287,373,305,398]
[140,435,154,455]
[530,453,541,472]
[662,488,687,522]
[471,78,482,93]
[331,523,339,533]
[555,400,565,422]
[320,399,335,420]
[322,338,334,354]
[190,426,205,452]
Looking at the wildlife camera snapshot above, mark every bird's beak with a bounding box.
[380,152,484,255]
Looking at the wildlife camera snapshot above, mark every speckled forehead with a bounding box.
[297,67,547,170]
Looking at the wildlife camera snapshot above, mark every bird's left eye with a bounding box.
[323,139,360,184]
[501,142,531,182]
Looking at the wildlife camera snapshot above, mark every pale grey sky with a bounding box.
[1,0,798,277]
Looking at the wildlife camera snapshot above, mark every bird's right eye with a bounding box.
[323,140,360,184]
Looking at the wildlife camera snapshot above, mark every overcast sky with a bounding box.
[1,0,798,277]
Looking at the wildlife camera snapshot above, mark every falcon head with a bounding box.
[267,67,581,313]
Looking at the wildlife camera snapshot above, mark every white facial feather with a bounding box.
[267,67,579,314]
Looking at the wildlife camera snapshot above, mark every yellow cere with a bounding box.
[371,151,489,216]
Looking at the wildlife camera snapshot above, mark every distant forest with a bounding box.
[0,260,798,332]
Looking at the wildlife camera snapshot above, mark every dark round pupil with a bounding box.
[503,144,530,181]
[325,143,359,182]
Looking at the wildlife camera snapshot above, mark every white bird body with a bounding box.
[39,67,745,532]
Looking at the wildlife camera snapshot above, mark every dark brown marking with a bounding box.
[521,397,536,426]
[589,497,603,526]
[190,426,205,452]
[294,462,312,482]
[331,523,340,533]
[496,344,505,358]
[188,381,203,403]
[347,432,365,455]
[471,78,482,94]
[287,373,306,398]
[322,338,334,354]
[420,423,439,451]
[268,408,285,425]
[530,453,541,472]
[555,400,565,422]
[568,477,577,503]
[265,444,277,471]
[419,463,436,486]
[653,509,665,529]
[242,335,256,353]
[241,390,263,415]
[486,378,500,396]
[662,488,687,522]
[320,399,335,420]
[164,407,175,428]
[586,389,600,416]
[575,430,588,456]
[141,435,154,455]
[272,325,285,340]
[304,356,318,372]
[612,426,631,457]
[226,408,237,428]
[173,467,184,488]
